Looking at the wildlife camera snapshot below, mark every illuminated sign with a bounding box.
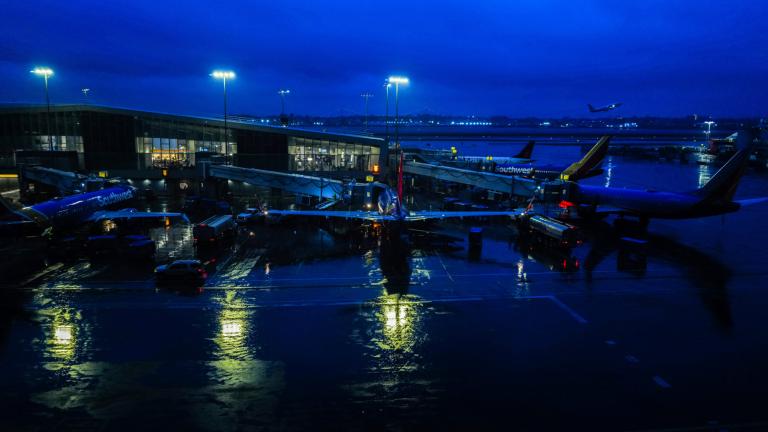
[97,171,108,178]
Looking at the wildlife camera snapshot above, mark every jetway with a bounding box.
[403,160,564,199]
[205,163,354,200]
[19,165,104,196]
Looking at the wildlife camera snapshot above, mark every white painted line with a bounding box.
[605,340,617,346]
[522,295,588,324]
[653,375,672,388]
[625,355,640,364]
[435,252,455,283]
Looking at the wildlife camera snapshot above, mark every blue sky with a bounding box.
[1,0,766,117]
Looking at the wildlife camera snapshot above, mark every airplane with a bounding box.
[588,103,622,113]
[266,155,525,225]
[449,140,536,165]
[493,135,611,181]
[0,184,189,236]
[567,129,767,225]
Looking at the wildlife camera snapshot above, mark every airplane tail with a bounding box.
[692,128,755,203]
[560,135,611,181]
[514,140,535,159]
[588,104,596,113]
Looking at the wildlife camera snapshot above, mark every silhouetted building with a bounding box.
[0,105,383,175]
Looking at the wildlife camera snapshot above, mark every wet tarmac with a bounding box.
[2,155,768,430]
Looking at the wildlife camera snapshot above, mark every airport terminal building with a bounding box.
[0,105,384,176]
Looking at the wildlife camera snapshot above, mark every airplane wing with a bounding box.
[88,210,190,223]
[405,210,525,221]
[736,197,768,206]
[267,209,398,221]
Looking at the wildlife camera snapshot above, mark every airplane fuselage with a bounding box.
[24,186,135,228]
[575,185,740,219]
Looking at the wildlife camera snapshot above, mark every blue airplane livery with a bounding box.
[494,135,611,181]
[570,129,767,223]
[0,185,188,234]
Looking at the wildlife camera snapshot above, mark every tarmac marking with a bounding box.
[653,375,672,389]
[625,355,640,364]
[522,295,589,324]
[434,252,455,283]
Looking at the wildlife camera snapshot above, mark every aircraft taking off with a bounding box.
[494,136,611,181]
[588,103,622,113]
[0,185,189,235]
[570,129,767,223]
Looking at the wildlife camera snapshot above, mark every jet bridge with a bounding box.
[403,160,567,200]
[19,165,105,196]
[205,163,352,200]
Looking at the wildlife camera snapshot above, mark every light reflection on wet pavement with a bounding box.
[2,158,768,430]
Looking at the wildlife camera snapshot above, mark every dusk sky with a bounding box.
[1,0,766,118]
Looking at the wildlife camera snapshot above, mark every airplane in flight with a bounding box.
[566,129,766,225]
[0,184,189,236]
[266,156,525,225]
[588,103,623,113]
[494,135,611,181]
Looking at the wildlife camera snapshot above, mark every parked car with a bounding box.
[155,259,207,285]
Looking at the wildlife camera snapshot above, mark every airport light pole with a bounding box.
[388,76,409,151]
[360,92,373,131]
[278,89,291,114]
[211,70,235,164]
[704,120,716,143]
[278,89,291,126]
[31,67,54,151]
[384,82,391,143]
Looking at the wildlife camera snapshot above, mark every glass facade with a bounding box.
[288,136,380,172]
[135,137,235,168]
[1,107,382,173]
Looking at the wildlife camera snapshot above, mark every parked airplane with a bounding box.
[568,129,766,224]
[588,103,622,113]
[451,140,536,165]
[494,135,611,181]
[267,156,524,224]
[0,184,189,236]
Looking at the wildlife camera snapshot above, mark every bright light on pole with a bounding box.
[211,70,235,163]
[31,67,54,151]
[360,92,373,131]
[387,76,409,150]
[278,89,291,114]
[704,120,716,143]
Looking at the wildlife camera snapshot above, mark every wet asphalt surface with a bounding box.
[2,154,768,431]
